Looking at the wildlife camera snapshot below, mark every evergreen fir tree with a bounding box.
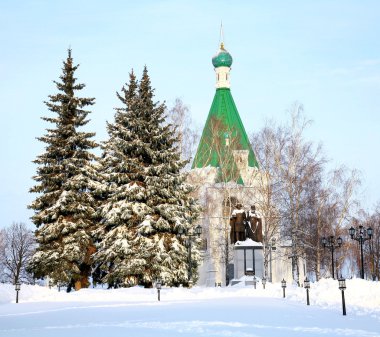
[95,68,201,287]
[28,50,101,290]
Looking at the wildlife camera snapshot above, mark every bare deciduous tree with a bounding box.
[251,122,286,281]
[252,103,362,283]
[278,104,326,284]
[303,167,360,280]
[166,98,200,168]
[0,223,35,284]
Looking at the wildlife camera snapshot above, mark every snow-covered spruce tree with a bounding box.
[28,50,101,291]
[95,68,201,288]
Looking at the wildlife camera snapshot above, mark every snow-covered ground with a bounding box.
[0,278,379,337]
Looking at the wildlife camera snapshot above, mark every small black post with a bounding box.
[281,278,286,298]
[15,282,21,304]
[341,289,346,316]
[156,280,162,302]
[338,275,347,316]
[304,277,310,306]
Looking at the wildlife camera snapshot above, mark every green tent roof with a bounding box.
[192,88,259,184]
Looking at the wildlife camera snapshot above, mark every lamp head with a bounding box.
[367,227,373,238]
[338,276,346,290]
[349,227,355,239]
[195,224,202,236]
[184,238,190,248]
[337,237,343,247]
[15,282,21,291]
[321,237,327,247]
[281,279,287,288]
[304,277,310,289]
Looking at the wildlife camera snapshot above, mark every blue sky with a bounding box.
[1,0,379,228]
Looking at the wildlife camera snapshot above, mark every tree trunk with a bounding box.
[75,276,90,291]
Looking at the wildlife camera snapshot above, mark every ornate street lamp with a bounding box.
[349,225,373,279]
[281,279,286,298]
[178,224,202,285]
[338,276,346,316]
[321,235,343,279]
[262,277,267,290]
[195,224,202,236]
[15,282,21,304]
[253,276,257,289]
[156,280,162,302]
[304,277,310,306]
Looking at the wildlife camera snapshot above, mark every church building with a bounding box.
[188,41,306,286]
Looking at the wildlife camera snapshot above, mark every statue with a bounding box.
[230,203,247,244]
[247,205,263,243]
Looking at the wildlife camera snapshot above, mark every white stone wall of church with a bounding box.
[197,183,264,286]
[188,162,305,286]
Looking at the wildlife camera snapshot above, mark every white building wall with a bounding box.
[188,166,267,286]
[188,151,306,286]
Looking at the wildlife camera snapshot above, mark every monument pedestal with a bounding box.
[231,239,263,286]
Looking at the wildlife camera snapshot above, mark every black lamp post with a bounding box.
[281,278,286,298]
[262,277,267,290]
[338,276,346,316]
[15,282,21,304]
[156,280,162,302]
[253,276,257,289]
[304,277,310,306]
[178,224,202,285]
[349,225,373,279]
[321,235,343,279]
